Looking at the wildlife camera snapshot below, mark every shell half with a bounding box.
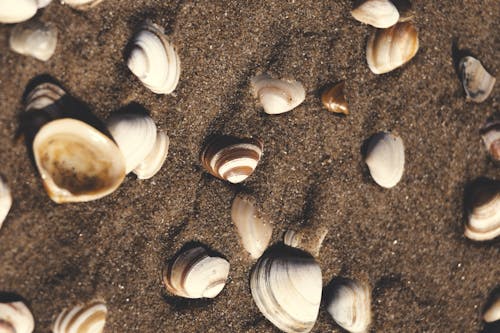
[133,131,169,179]
[251,74,306,115]
[52,301,107,333]
[481,121,500,162]
[459,56,496,103]
[0,178,12,230]
[60,0,104,10]
[351,0,400,28]
[364,132,405,188]
[0,301,34,333]
[484,296,500,323]
[464,180,500,241]
[9,20,57,61]
[0,0,44,24]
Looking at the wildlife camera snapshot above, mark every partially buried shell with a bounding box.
[127,21,181,94]
[364,132,405,188]
[283,225,328,257]
[0,301,34,333]
[327,278,372,333]
[251,74,306,115]
[351,0,399,28]
[24,82,65,113]
[481,121,500,162]
[0,177,12,230]
[59,0,104,10]
[464,179,500,241]
[9,20,57,61]
[163,247,230,298]
[231,193,273,259]
[484,294,500,323]
[133,131,169,179]
[321,81,349,115]
[53,301,107,333]
[201,135,263,184]
[366,22,419,74]
[250,246,322,333]
[0,0,51,24]
[459,56,496,103]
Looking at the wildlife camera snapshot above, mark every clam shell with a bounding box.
[33,118,126,203]
[283,225,328,257]
[0,0,49,24]
[366,22,419,74]
[163,247,230,298]
[250,246,322,333]
[484,296,500,323]
[327,278,372,333]
[481,121,500,162]
[351,0,399,28]
[60,0,104,10]
[251,74,306,115]
[53,301,107,333]
[10,20,57,61]
[364,132,405,188]
[231,193,273,259]
[127,21,181,94]
[0,177,12,230]
[321,81,349,115]
[25,82,66,113]
[464,180,500,241]
[0,301,34,333]
[459,56,496,103]
[133,131,169,179]
[201,135,263,184]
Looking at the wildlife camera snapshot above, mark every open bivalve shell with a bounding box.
[127,21,181,94]
[251,74,306,115]
[327,278,372,333]
[0,0,51,24]
[459,56,496,103]
[484,295,500,323]
[0,301,35,333]
[0,177,12,230]
[33,118,126,203]
[283,225,328,258]
[53,301,107,333]
[481,121,500,162]
[464,179,500,241]
[351,0,400,28]
[133,131,169,179]
[366,22,419,74]
[163,247,230,298]
[231,193,273,259]
[364,132,405,188]
[201,135,263,184]
[60,0,104,10]
[250,246,322,333]
[10,20,57,61]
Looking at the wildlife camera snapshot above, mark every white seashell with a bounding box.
[25,82,66,112]
[484,295,500,323]
[364,132,405,188]
[0,178,12,230]
[53,301,107,333]
[0,0,50,24]
[127,22,181,94]
[464,180,500,241]
[231,193,273,259]
[251,74,306,115]
[107,112,157,174]
[481,121,500,162]
[10,20,57,61]
[33,118,126,203]
[351,0,400,28]
[133,131,169,179]
[250,246,322,333]
[366,22,419,74]
[327,278,372,333]
[283,225,328,257]
[163,247,230,298]
[60,0,104,10]
[459,56,496,103]
[0,301,34,333]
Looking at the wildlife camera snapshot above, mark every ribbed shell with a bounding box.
[283,225,328,257]
[364,132,405,188]
[52,301,107,333]
[459,56,496,103]
[0,0,49,24]
[25,82,66,112]
[251,74,306,115]
[464,180,500,241]
[0,177,12,230]
[133,131,169,179]
[481,121,500,162]
[9,20,57,61]
[321,81,349,115]
[351,0,400,28]
[60,0,104,10]
[0,301,35,333]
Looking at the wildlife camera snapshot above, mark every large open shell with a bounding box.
[364,132,405,188]
[464,180,500,241]
[481,121,500,162]
[133,131,169,179]
[0,0,49,24]
[59,0,104,10]
[0,301,34,333]
[9,20,57,61]
[0,177,12,230]
[251,74,306,115]
[52,301,107,333]
[459,56,496,103]
[351,0,399,28]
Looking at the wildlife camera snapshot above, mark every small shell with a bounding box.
[459,56,496,103]
[464,180,500,241]
[283,225,328,257]
[200,135,263,184]
[484,295,500,323]
[163,247,230,299]
[25,82,66,113]
[351,0,400,28]
[327,279,372,333]
[251,74,306,115]
[0,0,49,24]
[133,131,169,179]
[53,301,107,333]
[107,112,157,174]
[231,193,273,259]
[33,118,126,203]
[0,178,13,230]
[321,81,349,115]
[127,21,181,94]
[250,246,322,333]
[364,132,405,188]
[0,301,34,333]
[9,20,57,61]
[60,0,104,10]
[481,121,500,162]
[366,22,419,74]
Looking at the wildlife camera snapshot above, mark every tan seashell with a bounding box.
[464,179,500,241]
[60,0,104,10]
[364,132,405,188]
[0,177,12,230]
[484,295,500,323]
[133,131,170,179]
[52,301,107,333]
[459,56,496,103]
[0,301,34,333]
[321,81,349,115]
[351,0,400,28]
[9,20,57,61]
[283,225,328,257]
[0,0,50,24]
[251,74,306,115]
[481,121,500,162]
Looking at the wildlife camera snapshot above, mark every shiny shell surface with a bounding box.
[53,301,107,333]
[251,74,306,115]
[364,132,405,188]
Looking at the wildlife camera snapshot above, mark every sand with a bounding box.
[0,0,499,332]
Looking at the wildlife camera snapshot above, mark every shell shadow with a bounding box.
[108,102,152,119]
[451,39,474,82]
[0,292,29,304]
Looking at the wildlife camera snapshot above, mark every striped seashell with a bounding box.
[9,20,58,61]
[481,121,500,162]
[459,56,496,103]
[53,301,107,333]
[60,0,104,10]
[24,82,66,113]
[464,179,500,241]
[0,0,51,24]
[283,225,328,257]
[0,301,34,333]
[200,135,263,184]
[0,177,12,230]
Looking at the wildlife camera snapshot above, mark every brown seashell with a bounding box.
[321,82,349,115]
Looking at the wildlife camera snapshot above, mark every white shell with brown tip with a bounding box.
[0,301,34,333]
[251,74,305,114]
[52,301,107,333]
[351,0,399,28]
[133,131,169,179]
[365,132,405,188]
[9,20,57,61]
[459,56,496,103]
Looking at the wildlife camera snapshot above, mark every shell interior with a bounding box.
[365,132,405,188]
[459,56,496,103]
[251,74,306,115]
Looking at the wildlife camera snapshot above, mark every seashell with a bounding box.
[459,56,496,103]
[283,225,328,257]
[481,121,500,162]
[250,246,322,333]
[0,177,12,230]
[0,0,50,24]
[106,112,157,174]
[25,82,66,113]
[127,21,181,94]
[162,247,230,298]
[321,81,349,115]
[200,135,263,184]
[351,0,399,28]
[10,20,57,61]
[33,118,126,203]
[464,179,500,241]
[364,132,405,188]
[484,295,500,323]
[0,301,34,333]
[327,278,372,333]
[60,0,104,10]
[231,193,273,259]
[133,131,169,179]
[251,74,306,115]
[366,22,419,74]
[53,301,107,333]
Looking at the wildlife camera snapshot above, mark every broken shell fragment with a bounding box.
[163,247,230,299]
[52,301,107,333]
[0,177,12,230]
[481,121,500,162]
[351,0,399,28]
[0,0,51,24]
[251,74,306,115]
[366,22,419,74]
[464,179,500,241]
[459,56,496,103]
[0,301,34,333]
[201,135,263,184]
[283,225,328,257]
[10,20,57,61]
[364,132,405,188]
[484,295,500,323]
[59,0,104,10]
[133,131,169,179]
[231,193,273,259]
[321,81,349,115]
